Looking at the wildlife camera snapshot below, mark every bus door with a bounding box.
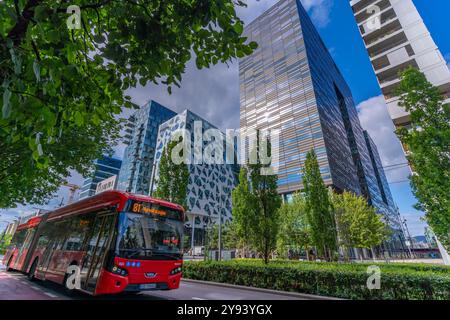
[13,228,36,271]
[79,212,116,292]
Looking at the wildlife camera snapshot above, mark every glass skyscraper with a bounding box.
[239,0,404,252]
[79,156,122,200]
[117,100,177,194]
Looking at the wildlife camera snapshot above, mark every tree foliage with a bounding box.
[302,149,337,260]
[396,67,450,247]
[205,220,239,252]
[0,233,13,254]
[277,193,311,258]
[154,139,189,209]
[231,135,281,263]
[0,0,257,207]
[331,191,387,255]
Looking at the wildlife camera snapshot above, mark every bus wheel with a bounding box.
[27,259,38,281]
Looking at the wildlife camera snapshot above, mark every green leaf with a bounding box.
[249,41,258,50]
[233,22,243,35]
[2,89,12,118]
[74,111,84,126]
[33,61,41,83]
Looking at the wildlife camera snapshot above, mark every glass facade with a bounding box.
[363,131,404,233]
[79,156,122,199]
[117,100,177,194]
[240,0,362,195]
[239,0,405,247]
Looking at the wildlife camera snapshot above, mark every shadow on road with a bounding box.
[13,272,167,300]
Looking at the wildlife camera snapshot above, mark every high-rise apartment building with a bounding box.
[239,0,404,252]
[349,0,450,128]
[117,100,177,194]
[79,156,122,199]
[154,110,238,246]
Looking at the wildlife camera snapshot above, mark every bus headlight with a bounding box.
[110,265,128,276]
[170,266,182,275]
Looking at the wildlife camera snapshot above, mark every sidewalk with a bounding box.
[354,258,445,265]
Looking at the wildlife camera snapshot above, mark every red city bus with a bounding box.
[2,191,185,296]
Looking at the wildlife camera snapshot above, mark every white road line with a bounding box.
[44,292,58,298]
[30,285,41,290]
[192,297,206,300]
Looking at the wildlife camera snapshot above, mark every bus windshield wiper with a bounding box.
[122,248,153,258]
[152,252,181,260]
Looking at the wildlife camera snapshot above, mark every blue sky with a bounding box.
[1,0,448,236]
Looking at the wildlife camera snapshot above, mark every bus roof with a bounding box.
[47,190,184,221]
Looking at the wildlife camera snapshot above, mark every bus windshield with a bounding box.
[116,211,184,260]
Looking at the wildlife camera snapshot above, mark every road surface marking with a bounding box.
[44,292,58,298]
[192,297,206,300]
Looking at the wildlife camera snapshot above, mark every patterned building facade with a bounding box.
[239,0,404,251]
[117,100,177,195]
[154,110,238,235]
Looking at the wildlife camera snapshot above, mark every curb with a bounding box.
[181,278,342,300]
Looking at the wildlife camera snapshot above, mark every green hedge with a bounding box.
[183,260,450,300]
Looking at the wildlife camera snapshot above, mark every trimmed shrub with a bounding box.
[183,260,450,300]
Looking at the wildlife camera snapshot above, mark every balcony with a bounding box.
[352,0,380,15]
[368,31,408,58]
[359,7,397,34]
[363,19,402,47]
[377,59,418,85]
[355,0,391,24]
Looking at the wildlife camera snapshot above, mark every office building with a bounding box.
[154,110,238,246]
[349,0,450,128]
[79,156,122,199]
[363,130,406,251]
[239,0,405,253]
[117,100,177,194]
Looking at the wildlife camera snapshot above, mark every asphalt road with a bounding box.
[0,266,310,300]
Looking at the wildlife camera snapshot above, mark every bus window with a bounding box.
[10,230,27,249]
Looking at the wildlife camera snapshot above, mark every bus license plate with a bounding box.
[140,283,157,290]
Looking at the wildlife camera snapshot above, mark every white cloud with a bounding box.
[357,95,411,183]
[237,0,333,27]
[301,0,334,27]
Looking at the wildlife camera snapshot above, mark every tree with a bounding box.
[231,135,281,263]
[0,117,119,208]
[205,220,239,252]
[396,67,450,247]
[231,168,252,233]
[277,193,311,259]
[0,0,257,207]
[331,191,387,259]
[302,149,337,261]
[0,234,13,254]
[154,139,189,209]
